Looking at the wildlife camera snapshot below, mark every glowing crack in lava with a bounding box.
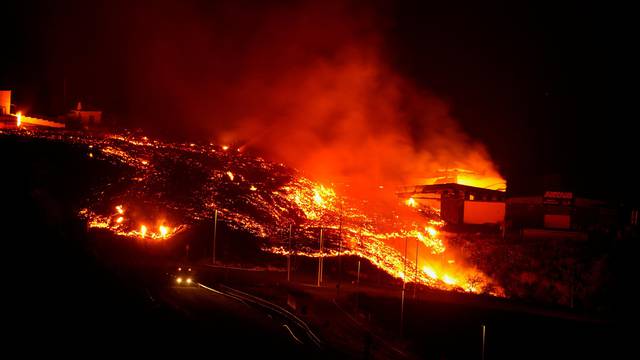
[3,129,503,296]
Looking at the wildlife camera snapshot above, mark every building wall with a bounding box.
[70,110,102,127]
[0,90,10,115]
[543,214,571,229]
[463,201,506,224]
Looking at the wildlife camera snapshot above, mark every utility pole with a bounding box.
[413,238,419,298]
[317,228,324,287]
[337,199,343,297]
[357,232,362,286]
[400,236,408,335]
[212,209,218,264]
[287,223,292,282]
[482,324,486,360]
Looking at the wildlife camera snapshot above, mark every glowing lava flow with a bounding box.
[78,207,183,240]
[3,129,502,296]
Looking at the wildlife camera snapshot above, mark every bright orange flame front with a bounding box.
[423,266,438,280]
[159,225,168,238]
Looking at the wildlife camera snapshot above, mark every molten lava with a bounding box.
[3,129,503,296]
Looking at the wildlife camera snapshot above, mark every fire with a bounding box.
[222,145,229,151]
[12,130,502,296]
[78,208,183,241]
[426,226,437,237]
[16,112,22,127]
[423,266,438,279]
[422,168,506,191]
[405,197,416,207]
[159,225,168,238]
[442,274,457,285]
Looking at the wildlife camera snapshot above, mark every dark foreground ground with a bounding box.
[1,134,632,358]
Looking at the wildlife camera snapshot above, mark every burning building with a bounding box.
[398,169,507,231]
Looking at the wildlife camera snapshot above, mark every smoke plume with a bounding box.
[120,0,502,189]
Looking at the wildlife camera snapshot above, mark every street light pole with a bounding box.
[482,324,486,360]
[413,238,419,298]
[287,223,292,282]
[400,236,408,335]
[317,228,324,287]
[337,199,343,297]
[212,209,218,265]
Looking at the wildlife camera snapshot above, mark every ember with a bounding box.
[5,129,502,296]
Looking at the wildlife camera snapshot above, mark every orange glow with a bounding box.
[405,197,416,207]
[56,131,502,296]
[442,274,457,285]
[79,209,183,241]
[159,225,168,238]
[426,226,437,237]
[423,266,438,280]
[16,112,22,127]
[222,145,229,151]
[421,168,506,192]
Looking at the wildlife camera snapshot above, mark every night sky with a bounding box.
[2,0,636,201]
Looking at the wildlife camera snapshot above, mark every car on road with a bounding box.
[172,265,195,287]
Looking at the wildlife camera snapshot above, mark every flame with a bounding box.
[12,130,502,296]
[226,171,234,181]
[423,168,506,191]
[426,226,437,237]
[78,208,183,241]
[159,225,168,238]
[16,112,22,127]
[423,266,438,279]
[442,274,457,285]
[405,197,416,207]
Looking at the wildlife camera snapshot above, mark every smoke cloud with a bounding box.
[117,0,501,189]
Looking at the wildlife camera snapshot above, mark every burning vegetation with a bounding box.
[3,128,503,296]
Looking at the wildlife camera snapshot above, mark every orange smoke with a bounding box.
[125,1,503,191]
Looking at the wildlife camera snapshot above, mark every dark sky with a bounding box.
[2,0,636,201]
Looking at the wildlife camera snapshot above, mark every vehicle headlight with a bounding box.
[186,278,192,284]
[176,277,182,284]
